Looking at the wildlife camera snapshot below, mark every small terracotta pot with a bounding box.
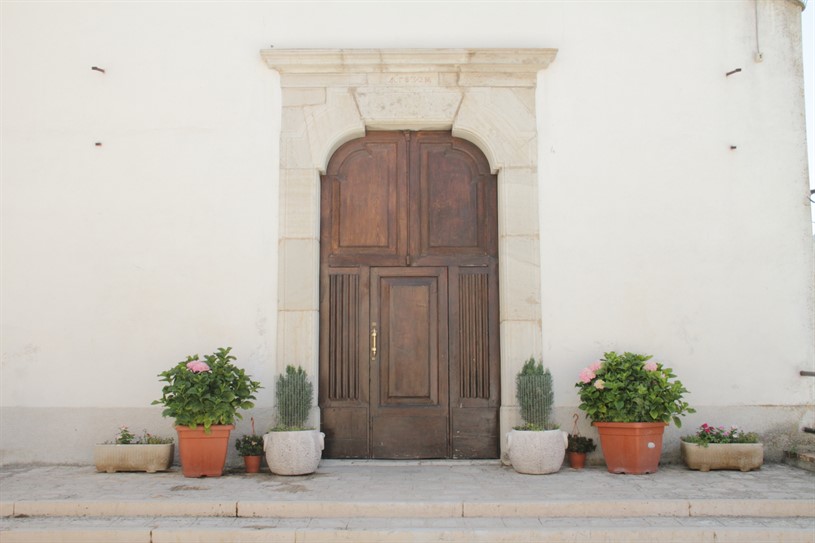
[175,425,233,478]
[594,421,666,475]
[243,455,262,473]
[567,451,586,469]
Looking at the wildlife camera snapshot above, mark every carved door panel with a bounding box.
[320,131,499,459]
[370,267,448,458]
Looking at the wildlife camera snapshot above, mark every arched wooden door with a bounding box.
[319,131,500,458]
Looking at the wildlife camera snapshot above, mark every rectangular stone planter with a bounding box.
[680,441,763,472]
[94,444,174,473]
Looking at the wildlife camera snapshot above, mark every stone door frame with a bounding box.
[261,48,558,459]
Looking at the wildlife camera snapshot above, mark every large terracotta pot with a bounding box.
[594,422,666,474]
[175,425,233,478]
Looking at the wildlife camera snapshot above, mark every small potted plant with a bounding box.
[263,365,325,475]
[153,347,262,478]
[566,434,596,469]
[681,423,763,472]
[235,418,264,473]
[506,357,567,475]
[235,435,264,473]
[94,426,174,473]
[575,351,694,474]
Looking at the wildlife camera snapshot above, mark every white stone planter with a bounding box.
[680,441,764,472]
[263,430,325,475]
[93,444,174,473]
[506,429,568,475]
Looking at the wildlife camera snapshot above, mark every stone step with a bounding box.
[4,498,814,519]
[2,515,815,543]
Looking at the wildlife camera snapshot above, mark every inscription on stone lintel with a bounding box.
[368,73,438,86]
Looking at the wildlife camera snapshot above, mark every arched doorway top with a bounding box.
[262,48,557,174]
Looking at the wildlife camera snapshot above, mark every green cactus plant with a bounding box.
[515,357,556,431]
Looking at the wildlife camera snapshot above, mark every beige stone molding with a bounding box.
[261,48,557,82]
[262,49,557,459]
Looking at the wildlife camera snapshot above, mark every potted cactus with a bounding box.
[506,357,567,474]
[263,365,324,475]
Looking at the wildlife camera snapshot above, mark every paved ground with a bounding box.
[1,461,814,542]
[1,461,814,510]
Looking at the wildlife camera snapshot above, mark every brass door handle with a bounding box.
[371,322,378,361]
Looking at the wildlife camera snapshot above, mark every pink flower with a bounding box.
[643,361,658,372]
[186,361,211,373]
[588,361,602,372]
[579,368,596,384]
[594,379,605,390]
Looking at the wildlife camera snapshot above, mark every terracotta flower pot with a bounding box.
[243,455,262,473]
[567,451,586,469]
[594,421,666,474]
[175,425,233,478]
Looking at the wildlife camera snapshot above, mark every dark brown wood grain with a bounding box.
[319,131,499,459]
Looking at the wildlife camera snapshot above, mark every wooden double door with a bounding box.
[319,131,500,459]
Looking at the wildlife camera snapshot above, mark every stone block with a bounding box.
[454,88,537,170]
[354,87,461,128]
[276,310,319,373]
[0,501,13,517]
[280,169,320,239]
[497,168,539,238]
[278,239,319,311]
[499,236,542,321]
[304,89,365,172]
[282,88,326,107]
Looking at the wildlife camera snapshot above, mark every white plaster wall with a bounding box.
[536,0,814,412]
[1,1,812,465]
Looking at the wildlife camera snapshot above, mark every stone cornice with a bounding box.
[260,48,558,75]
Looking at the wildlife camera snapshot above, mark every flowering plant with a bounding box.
[106,426,173,445]
[682,424,759,447]
[152,347,262,431]
[575,351,694,427]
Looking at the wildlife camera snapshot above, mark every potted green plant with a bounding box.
[235,434,264,473]
[681,423,763,472]
[153,347,261,478]
[575,351,694,474]
[506,357,567,475]
[94,426,174,473]
[263,365,324,475]
[566,434,596,469]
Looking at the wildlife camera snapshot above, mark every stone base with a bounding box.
[263,429,325,475]
[783,450,815,473]
[506,429,567,474]
[93,444,174,473]
[680,441,764,472]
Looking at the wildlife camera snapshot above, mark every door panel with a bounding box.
[323,133,408,267]
[320,131,499,459]
[370,267,448,458]
[410,132,497,265]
